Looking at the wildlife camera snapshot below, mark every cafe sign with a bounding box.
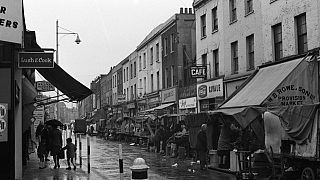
[191,66,207,78]
[197,78,224,100]
[0,1,23,44]
[18,52,54,68]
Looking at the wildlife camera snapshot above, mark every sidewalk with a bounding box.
[22,152,108,180]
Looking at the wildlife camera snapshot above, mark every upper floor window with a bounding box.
[150,47,153,65]
[164,38,168,56]
[151,74,154,92]
[230,0,237,23]
[296,13,307,54]
[231,41,238,74]
[212,7,218,32]
[202,53,207,80]
[133,62,136,77]
[170,34,174,52]
[139,56,142,71]
[201,14,207,38]
[156,43,159,61]
[246,34,254,70]
[143,52,146,69]
[245,0,253,15]
[213,49,219,77]
[273,23,283,61]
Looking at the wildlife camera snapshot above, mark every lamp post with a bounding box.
[56,19,81,121]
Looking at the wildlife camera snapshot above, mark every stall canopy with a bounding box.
[37,62,92,102]
[210,55,317,129]
[144,102,174,112]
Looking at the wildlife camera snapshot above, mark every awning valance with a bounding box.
[144,102,174,112]
[37,62,92,102]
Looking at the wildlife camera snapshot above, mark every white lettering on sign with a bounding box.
[0,1,23,43]
[190,66,207,78]
[197,78,223,100]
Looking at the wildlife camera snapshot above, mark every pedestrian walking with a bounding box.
[49,125,62,169]
[61,137,77,170]
[37,138,47,169]
[196,124,208,170]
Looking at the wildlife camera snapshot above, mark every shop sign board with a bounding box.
[117,94,126,103]
[36,81,55,92]
[18,52,54,68]
[0,1,23,44]
[0,103,8,142]
[161,87,176,103]
[179,97,196,109]
[190,66,207,78]
[197,78,223,100]
[148,96,160,104]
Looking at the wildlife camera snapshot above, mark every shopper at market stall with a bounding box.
[196,124,208,170]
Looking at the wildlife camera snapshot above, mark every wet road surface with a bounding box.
[76,135,236,180]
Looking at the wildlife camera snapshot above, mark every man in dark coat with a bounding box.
[196,124,208,170]
[49,125,62,169]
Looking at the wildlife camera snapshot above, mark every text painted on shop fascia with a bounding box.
[0,6,18,29]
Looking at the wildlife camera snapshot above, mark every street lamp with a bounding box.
[56,19,81,121]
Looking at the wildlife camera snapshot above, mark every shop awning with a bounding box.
[144,102,174,112]
[221,56,311,108]
[210,55,317,129]
[37,62,92,102]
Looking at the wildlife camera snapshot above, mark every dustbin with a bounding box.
[209,150,219,168]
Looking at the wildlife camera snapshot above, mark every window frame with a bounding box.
[231,41,239,74]
[212,7,218,32]
[229,0,237,23]
[200,14,207,38]
[272,23,283,61]
[296,13,307,54]
[246,34,254,70]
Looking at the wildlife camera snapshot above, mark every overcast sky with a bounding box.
[23,0,194,88]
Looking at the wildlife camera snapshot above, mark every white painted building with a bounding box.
[261,0,320,61]
[193,0,264,109]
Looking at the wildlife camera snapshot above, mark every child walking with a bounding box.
[61,138,77,170]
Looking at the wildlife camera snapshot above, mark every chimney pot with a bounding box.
[189,8,193,14]
[185,8,188,14]
[180,8,183,14]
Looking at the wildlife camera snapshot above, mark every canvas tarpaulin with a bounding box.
[268,104,318,144]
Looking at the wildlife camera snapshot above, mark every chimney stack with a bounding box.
[180,8,183,14]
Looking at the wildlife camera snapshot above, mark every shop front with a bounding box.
[197,78,224,112]
[179,84,197,115]
[209,54,319,172]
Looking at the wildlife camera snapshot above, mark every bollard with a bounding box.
[119,144,124,180]
[87,135,90,173]
[130,158,149,180]
[79,134,82,168]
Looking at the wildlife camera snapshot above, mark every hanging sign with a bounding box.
[0,1,23,44]
[0,103,8,142]
[191,66,207,78]
[18,52,54,68]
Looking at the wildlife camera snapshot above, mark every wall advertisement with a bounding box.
[197,78,224,100]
